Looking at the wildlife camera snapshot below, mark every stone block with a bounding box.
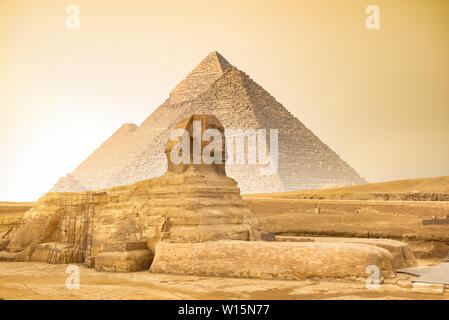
[125,241,148,251]
[95,250,153,272]
[150,240,395,280]
[261,232,276,241]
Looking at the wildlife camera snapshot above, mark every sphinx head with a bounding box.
[164,114,226,175]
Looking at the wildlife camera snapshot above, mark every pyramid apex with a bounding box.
[169,51,233,104]
[207,50,222,57]
[206,51,232,72]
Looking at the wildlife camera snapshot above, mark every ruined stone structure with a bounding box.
[0,116,263,268]
[50,51,366,194]
[1,116,414,280]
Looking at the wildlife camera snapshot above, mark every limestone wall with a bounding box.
[276,236,416,269]
[150,240,396,280]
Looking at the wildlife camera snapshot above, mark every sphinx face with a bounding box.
[165,115,226,175]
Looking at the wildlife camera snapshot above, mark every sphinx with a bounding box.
[0,115,415,280]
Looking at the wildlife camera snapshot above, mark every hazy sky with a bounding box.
[1,0,448,201]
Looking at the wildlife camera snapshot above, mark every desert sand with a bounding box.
[0,259,446,300]
[244,175,449,200]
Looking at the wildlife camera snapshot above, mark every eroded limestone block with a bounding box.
[344,238,416,268]
[150,240,396,280]
[0,251,21,262]
[261,232,276,241]
[0,247,32,262]
[292,237,415,268]
[7,201,59,253]
[30,242,84,264]
[95,250,153,272]
[125,241,148,251]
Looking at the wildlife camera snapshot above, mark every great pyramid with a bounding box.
[50,51,366,194]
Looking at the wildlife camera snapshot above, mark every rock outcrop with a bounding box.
[150,240,397,280]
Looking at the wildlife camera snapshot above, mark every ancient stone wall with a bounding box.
[150,240,396,280]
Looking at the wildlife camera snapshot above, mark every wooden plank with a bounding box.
[1,228,13,239]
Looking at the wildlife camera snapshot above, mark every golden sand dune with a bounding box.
[244,175,449,201]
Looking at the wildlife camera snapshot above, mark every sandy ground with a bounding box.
[0,260,448,300]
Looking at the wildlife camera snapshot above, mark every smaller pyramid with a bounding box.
[50,174,86,192]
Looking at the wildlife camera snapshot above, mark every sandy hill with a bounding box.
[244,176,449,200]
